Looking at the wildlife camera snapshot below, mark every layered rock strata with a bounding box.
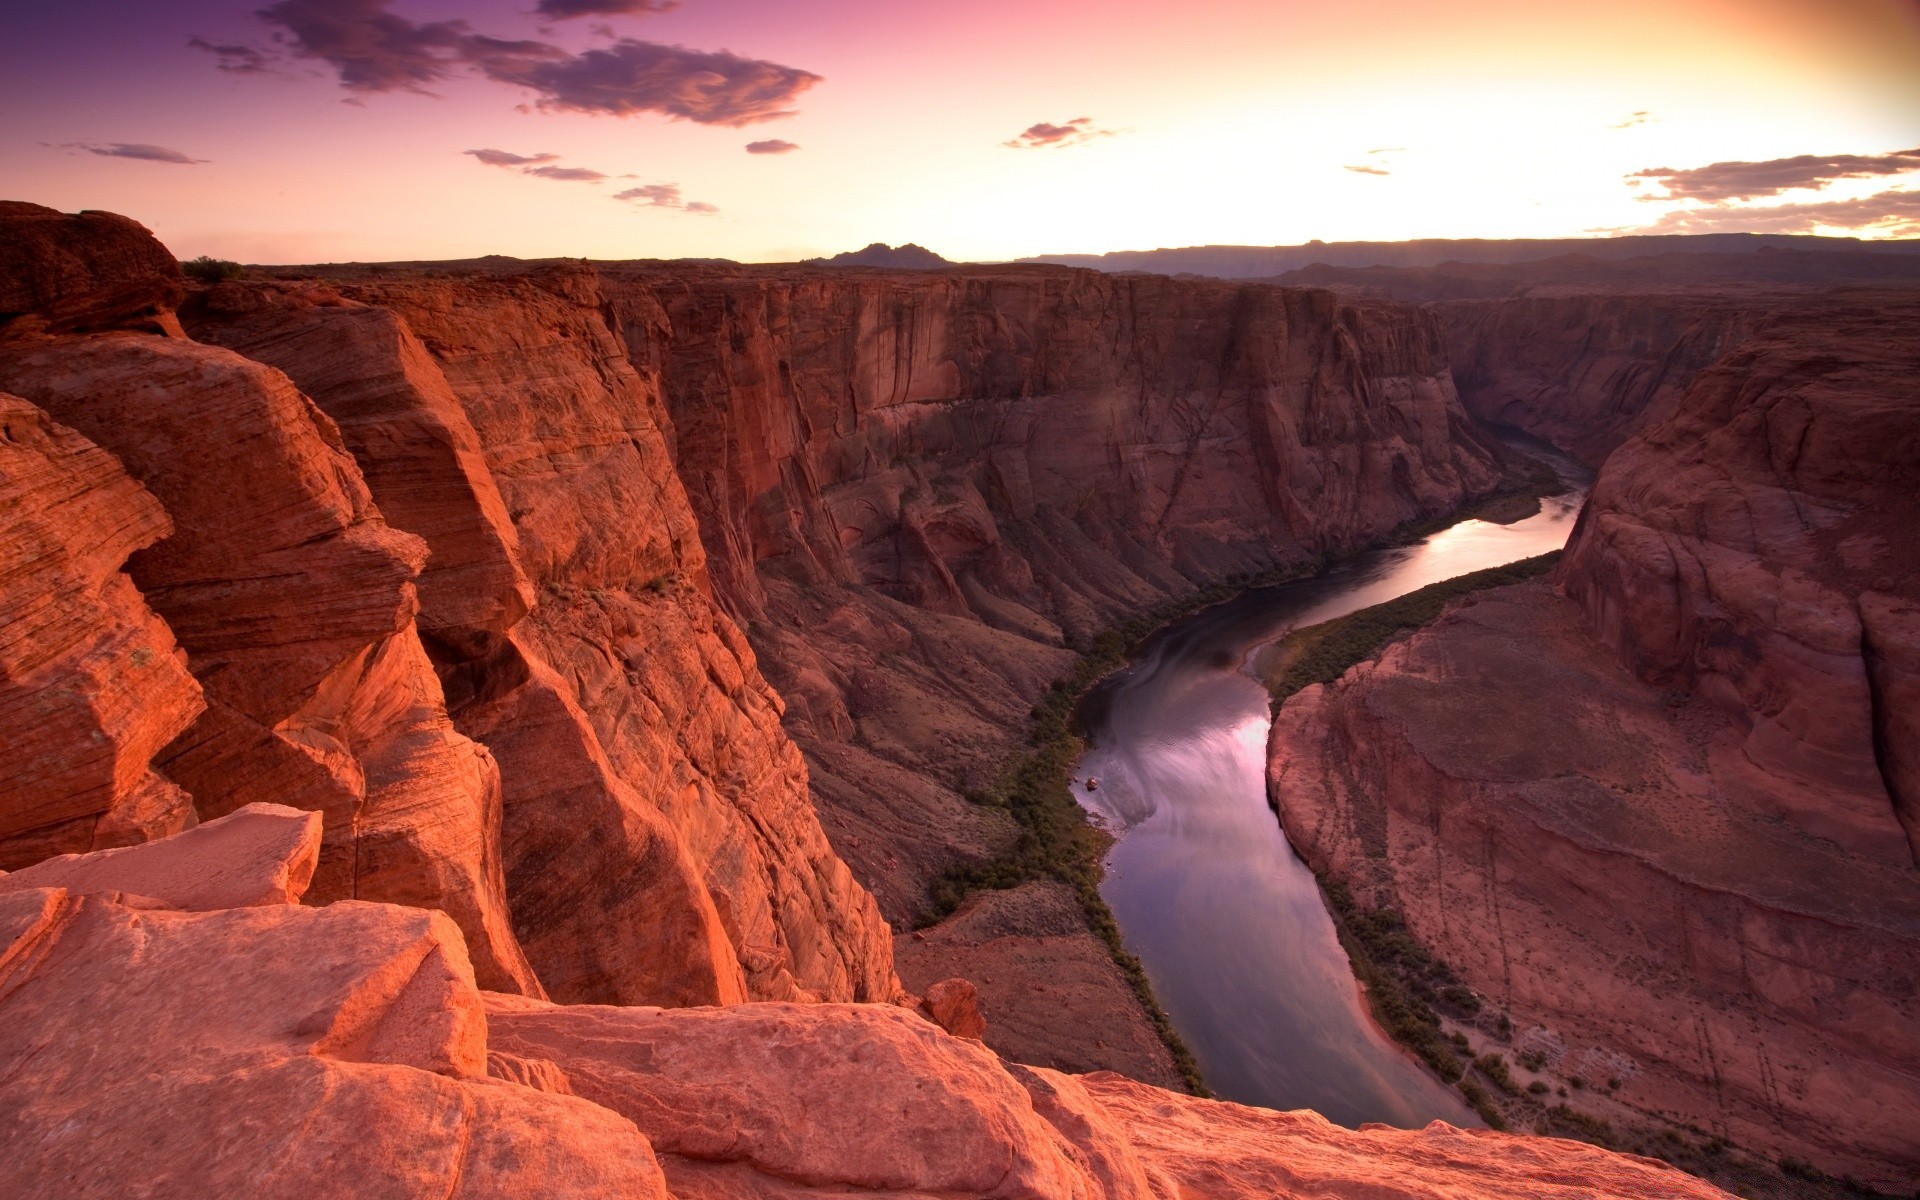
[247,261,1512,1076]
[0,392,202,867]
[185,273,897,1008]
[0,818,1733,1200]
[1269,296,1920,1186]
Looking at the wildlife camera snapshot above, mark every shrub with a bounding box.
[183,255,244,283]
[1476,1053,1520,1096]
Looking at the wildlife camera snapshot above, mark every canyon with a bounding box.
[1270,286,1920,1188]
[0,198,1913,1197]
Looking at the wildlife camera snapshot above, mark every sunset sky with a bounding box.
[3,0,1918,264]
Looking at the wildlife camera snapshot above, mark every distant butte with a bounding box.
[806,241,954,267]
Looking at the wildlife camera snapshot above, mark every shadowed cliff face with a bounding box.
[595,265,1508,923]
[1269,291,1920,1188]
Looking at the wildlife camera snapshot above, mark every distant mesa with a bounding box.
[806,243,953,268]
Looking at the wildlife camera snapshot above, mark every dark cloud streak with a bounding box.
[483,40,820,124]
[223,0,819,125]
[465,148,560,166]
[1631,146,1920,201]
[534,0,678,17]
[1632,187,1920,236]
[56,142,207,164]
[614,182,716,212]
[523,164,607,181]
[745,139,798,154]
[187,37,273,74]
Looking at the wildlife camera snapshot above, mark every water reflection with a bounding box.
[1075,448,1589,1129]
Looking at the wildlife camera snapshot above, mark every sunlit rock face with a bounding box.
[0,817,1729,1200]
[1270,291,1920,1189]
[289,261,1513,1081]
[187,270,899,1010]
[0,391,203,868]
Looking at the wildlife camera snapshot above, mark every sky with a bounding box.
[2,0,1918,264]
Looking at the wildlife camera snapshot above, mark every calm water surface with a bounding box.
[1073,455,1590,1129]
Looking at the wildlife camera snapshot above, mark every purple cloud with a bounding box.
[1630,146,1920,202]
[483,39,821,125]
[56,142,207,164]
[227,0,819,125]
[466,148,560,167]
[1004,117,1119,150]
[614,182,715,213]
[255,0,472,92]
[523,164,607,181]
[746,139,799,154]
[187,37,274,74]
[534,0,677,17]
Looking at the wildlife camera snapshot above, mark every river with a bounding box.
[1072,457,1590,1128]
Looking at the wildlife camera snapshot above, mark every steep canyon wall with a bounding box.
[1269,291,1920,1186]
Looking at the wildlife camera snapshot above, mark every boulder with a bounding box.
[0,802,320,908]
[0,887,667,1200]
[0,201,184,334]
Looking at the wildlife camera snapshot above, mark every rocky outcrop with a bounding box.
[0,392,203,868]
[0,202,184,335]
[0,802,320,909]
[1560,296,1920,865]
[0,817,1728,1200]
[1268,294,1920,1187]
[0,886,668,1199]
[187,271,898,1008]
[0,332,540,996]
[486,986,1725,1200]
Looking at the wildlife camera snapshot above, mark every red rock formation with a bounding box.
[0,802,320,908]
[598,268,1508,935]
[200,270,899,1007]
[0,811,1727,1200]
[0,886,668,1199]
[1082,1072,1730,1199]
[918,976,987,1039]
[1268,293,1920,1186]
[488,989,1726,1199]
[1561,297,1920,864]
[0,333,539,995]
[1438,291,1772,464]
[0,201,183,334]
[0,392,203,868]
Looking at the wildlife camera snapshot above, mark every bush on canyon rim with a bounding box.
[183,255,244,283]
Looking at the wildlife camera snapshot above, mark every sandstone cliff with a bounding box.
[184,270,897,1008]
[1438,291,1774,464]
[211,258,1516,1080]
[1269,293,1920,1187]
[0,813,1733,1200]
[0,202,896,1009]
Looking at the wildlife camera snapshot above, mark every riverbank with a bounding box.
[1264,577,1917,1200]
[911,440,1579,1104]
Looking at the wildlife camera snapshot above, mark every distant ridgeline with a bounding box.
[1021,232,1920,279]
